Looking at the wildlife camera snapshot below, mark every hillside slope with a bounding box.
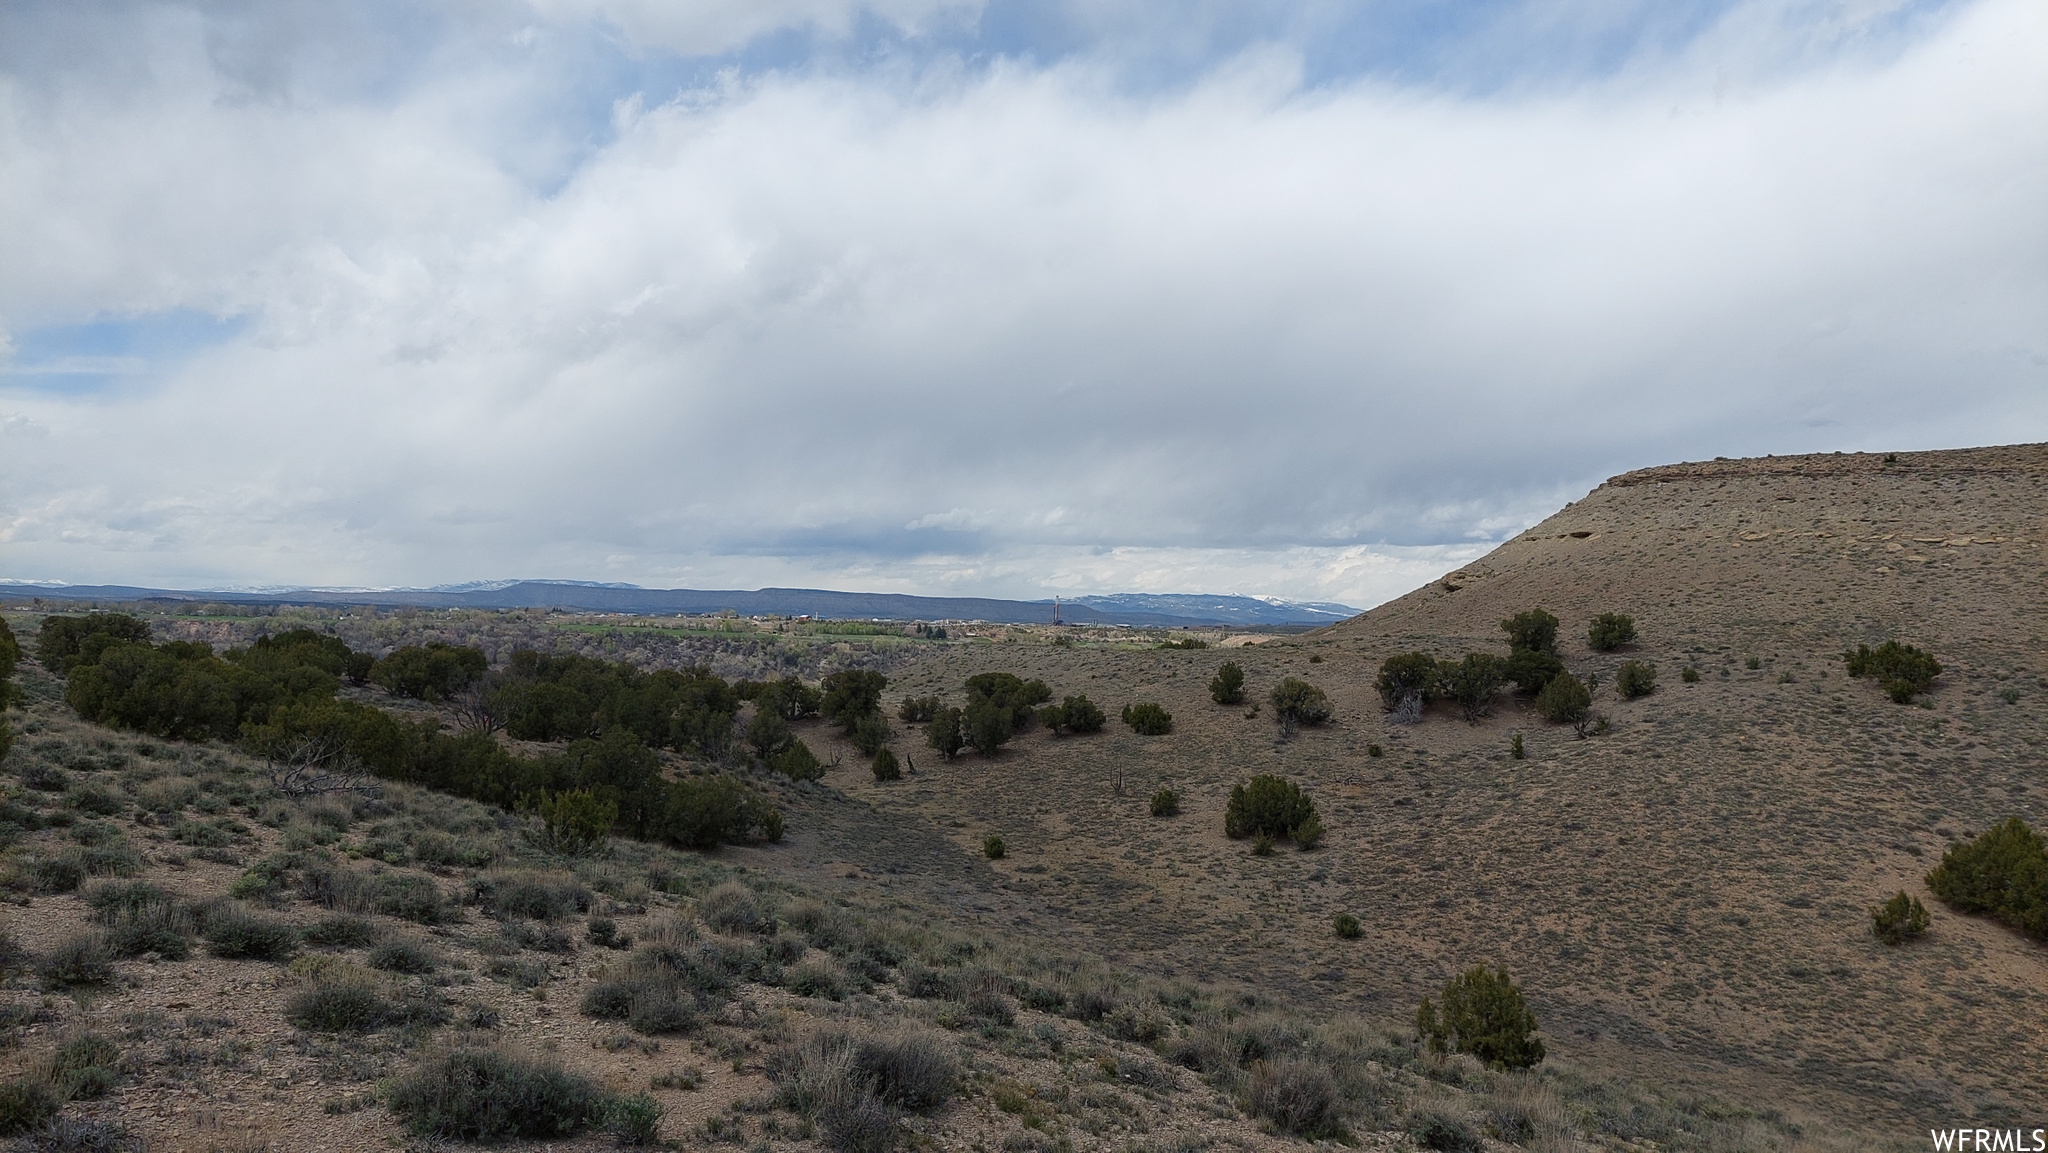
[767,443,2045,1133]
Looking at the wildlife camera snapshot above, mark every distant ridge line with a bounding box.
[0,580,1356,629]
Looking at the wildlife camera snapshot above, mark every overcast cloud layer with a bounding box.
[1,0,2042,608]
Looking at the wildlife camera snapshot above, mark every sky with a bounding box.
[0,0,2042,609]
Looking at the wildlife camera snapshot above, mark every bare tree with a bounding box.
[268,737,380,799]
[451,678,505,736]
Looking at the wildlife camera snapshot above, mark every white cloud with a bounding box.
[0,0,2042,607]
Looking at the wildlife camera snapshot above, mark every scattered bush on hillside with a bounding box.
[1333,913,1361,940]
[388,1048,612,1141]
[1225,775,1318,849]
[821,670,889,734]
[1501,609,1559,656]
[1535,673,1592,732]
[871,748,901,782]
[757,675,822,722]
[1845,641,1942,704]
[1925,818,2047,941]
[1587,613,1637,651]
[39,935,114,989]
[1209,662,1246,705]
[1246,1057,1344,1138]
[962,701,1014,756]
[768,1026,959,1152]
[1416,966,1545,1071]
[1615,661,1657,699]
[1121,703,1173,736]
[35,613,153,676]
[963,673,1051,731]
[204,909,301,962]
[1436,654,1503,723]
[50,1033,121,1101]
[0,1080,60,1135]
[982,836,1005,861]
[1157,637,1209,650]
[746,709,794,763]
[772,740,826,783]
[1149,789,1179,817]
[925,708,965,760]
[897,696,940,724]
[523,790,614,858]
[1870,892,1931,945]
[1038,695,1105,735]
[1268,679,1332,731]
[1681,665,1701,683]
[850,711,891,757]
[372,643,487,702]
[1375,653,1437,723]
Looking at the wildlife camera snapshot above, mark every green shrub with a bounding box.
[35,613,152,676]
[1416,965,1544,1070]
[524,790,614,857]
[963,673,1050,730]
[1436,654,1503,722]
[1586,613,1636,651]
[849,711,891,757]
[1535,673,1591,727]
[1926,818,2047,941]
[286,982,393,1032]
[1038,695,1105,735]
[700,882,769,935]
[1120,703,1172,736]
[371,643,486,702]
[1268,679,1332,728]
[49,1033,119,1102]
[870,748,901,782]
[474,871,591,922]
[369,938,439,974]
[821,671,890,735]
[1332,913,1361,940]
[1225,775,1316,843]
[203,909,300,962]
[1615,661,1657,699]
[1409,1108,1481,1152]
[1374,652,1437,717]
[1149,789,1179,817]
[1291,812,1324,851]
[376,873,454,925]
[897,695,940,724]
[1245,1057,1342,1138]
[304,916,379,948]
[1681,665,1701,683]
[771,739,826,782]
[1503,648,1564,695]
[103,902,193,960]
[387,1048,611,1140]
[1845,640,1942,703]
[0,1080,60,1135]
[962,700,1014,755]
[982,836,1005,861]
[1870,892,1931,945]
[785,956,848,1000]
[39,934,114,988]
[1500,609,1559,656]
[607,1092,666,1146]
[1509,733,1524,760]
[924,708,965,760]
[23,855,85,895]
[1209,662,1246,705]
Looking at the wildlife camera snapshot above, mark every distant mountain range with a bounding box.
[0,579,1358,629]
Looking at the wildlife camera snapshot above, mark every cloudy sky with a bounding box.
[0,0,2041,608]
